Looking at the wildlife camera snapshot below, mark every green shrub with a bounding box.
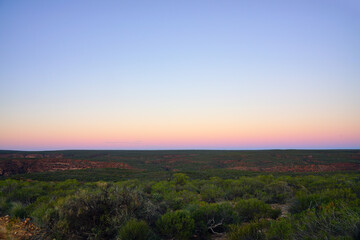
[290,188,357,214]
[172,173,189,187]
[0,197,10,215]
[117,219,150,240]
[30,201,57,228]
[200,184,224,203]
[224,183,246,200]
[235,199,280,222]
[54,190,116,239]
[10,202,26,218]
[42,184,154,239]
[289,192,324,214]
[227,220,268,240]
[266,218,293,240]
[156,210,195,240]
[323,188,356,202]
[189,202,236,237]
[264,181,294,204]
[293,202,360,239]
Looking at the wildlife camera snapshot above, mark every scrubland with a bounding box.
[1,172,360,239]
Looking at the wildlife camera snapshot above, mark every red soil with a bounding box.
[0,216,42,240]
[0,158,134,176]
[0,153,64,159]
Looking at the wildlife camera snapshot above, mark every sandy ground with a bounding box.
[0,216,40,240]
[0,225,7,240]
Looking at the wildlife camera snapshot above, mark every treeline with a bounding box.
[1,173,360,239]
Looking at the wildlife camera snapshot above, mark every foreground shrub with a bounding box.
[235,199,280,222]
[189,202,236,237]
[289,192,323,214]
[10,202,26,218]
[117,219,150,240]
[156,210,194,240]
[54,189,116,239]
[0,197,10,215]
[290,188,357,214]
[266,218,293,240]
[292,202,360,240]
[44,185,149,239]
[228,220,268,240]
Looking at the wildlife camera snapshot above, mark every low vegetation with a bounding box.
[0,172,360,239]
[1,150,360,180]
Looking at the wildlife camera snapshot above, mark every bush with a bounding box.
[117,219,150,240]
[264,181,294,204]
[27,183,160,239]
[10,202,26,218]
[200,184,224,203]
[0,197,10,215]
[224,183,246,200]
[235,199,280,222]
[266,218,293,240]
[156,210,195,240]
[172,173,189,187]
[290,188,357,214]
[289,192,324,214]
[227,220,268,240]
[54,189,116,239]
[292,202,360,239]
[189,202,237,237]
[30,200,57,228]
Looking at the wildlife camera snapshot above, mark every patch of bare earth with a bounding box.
[271,204,290,218]
[0,225,6,240]
[0,158,136,176]
[210,233,226,240]
[0,216,42,240]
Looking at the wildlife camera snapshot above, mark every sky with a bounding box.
[0,0,359,150]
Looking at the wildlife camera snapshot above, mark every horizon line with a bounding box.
[0,148,359,152]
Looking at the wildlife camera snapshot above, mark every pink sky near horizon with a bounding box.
[1,118,359,150]
[1,98,359,150]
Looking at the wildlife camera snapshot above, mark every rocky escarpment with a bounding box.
[0,158,134,176]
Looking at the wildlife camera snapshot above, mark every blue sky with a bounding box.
[0,0,359,150]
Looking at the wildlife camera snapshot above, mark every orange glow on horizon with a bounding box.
[1,106,359,150]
